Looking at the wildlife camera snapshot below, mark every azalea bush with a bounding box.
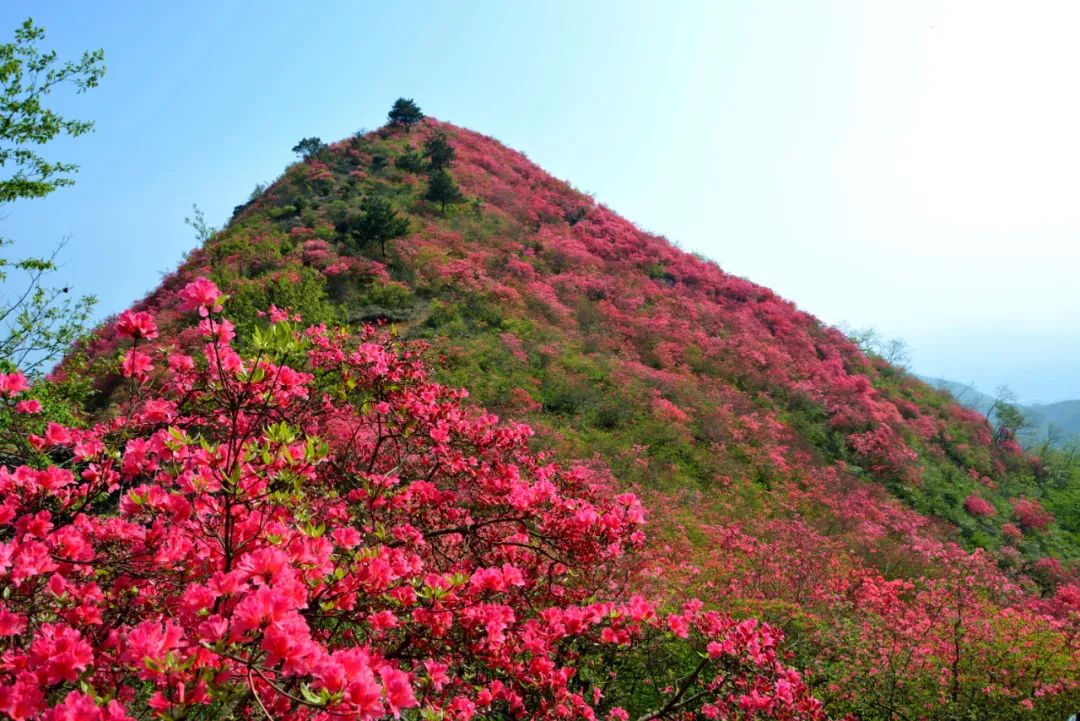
[0,279,824,721]
[667,516,1080,721]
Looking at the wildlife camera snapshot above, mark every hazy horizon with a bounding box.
[3,1,1078,403]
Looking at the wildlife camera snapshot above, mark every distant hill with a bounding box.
[919,375,1080,446]
[1028,399,1080,442]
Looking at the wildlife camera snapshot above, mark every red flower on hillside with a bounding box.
[964,494,996,517]
[114,310,158,341]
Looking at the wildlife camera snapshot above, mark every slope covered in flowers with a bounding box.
[2,291,825,721]
[54,117,1080,719]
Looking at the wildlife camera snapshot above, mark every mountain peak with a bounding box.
[84,114,1068,563]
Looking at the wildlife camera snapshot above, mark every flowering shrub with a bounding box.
[0,280,824,721]
[813,550,1080,719]
[685,518,1080,720]
[1001,523,1024,541]
[963,494,996,517]
[1011,497,1053,532]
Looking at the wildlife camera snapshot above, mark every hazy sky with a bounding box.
[2,1,1078,402]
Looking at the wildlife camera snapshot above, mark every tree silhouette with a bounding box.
[423,168,464,213]
[423,131,455,171]
[387,97,424,132]
[291,137,325,160]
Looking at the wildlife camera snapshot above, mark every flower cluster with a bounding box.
[0,280,823,721]
[963,494,996,517]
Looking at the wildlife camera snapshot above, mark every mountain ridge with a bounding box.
[919,374,1080,445]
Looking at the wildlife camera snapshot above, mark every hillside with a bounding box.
[64,115,1080,719]
[916,376,999,417]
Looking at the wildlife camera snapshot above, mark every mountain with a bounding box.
[71,116,1080,718]
[1030,399,1080,440]
[920,375,1080,445]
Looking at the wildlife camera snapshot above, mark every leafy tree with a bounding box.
[0,238,95,375]
[423,168,464,212]
[370,153,388,173]
[387,97,423,131]
[346,194,410,257]
[422,130,455,170]
[987,386,1031,446]
[291,136,325,160]
[0,19,105,203]
[248,182,267,202]
[183,203,217,243]
[0,19,104,374]
[844,324,911,369]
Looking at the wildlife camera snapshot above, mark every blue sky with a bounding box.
[3,1,1078,402]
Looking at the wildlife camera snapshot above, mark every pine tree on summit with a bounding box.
[291,137,325,160]
[423,167,464,212]
[387,97,424,131]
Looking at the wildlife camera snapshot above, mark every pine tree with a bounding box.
[387,98,424,132]
[348,195,410,257]
[423,131,455,171]
[395,151,425,173]
[423,169,464,213]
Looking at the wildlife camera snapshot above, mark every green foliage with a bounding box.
[291,136,326,160]
[339,281,417,324]
[184,203,217,243]
[644,263,670,281]
[577,635,703,720]
[563,206,587,226]
[423,168,464,212]
[268,204,297,219]
[395,150,425,173]
[0,350,97,463]
[387,97,423,131]
[0,19,105,203]
[248,182,267,201]
[203,224,290,279]
[423,131,455,171]
[424,294,506,336]
[0,239,96,375]
[216,266,337,340]
[993,400,1028,442]
[370,154,388,173]
[0,19,103,374]
[343,195,410,257]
